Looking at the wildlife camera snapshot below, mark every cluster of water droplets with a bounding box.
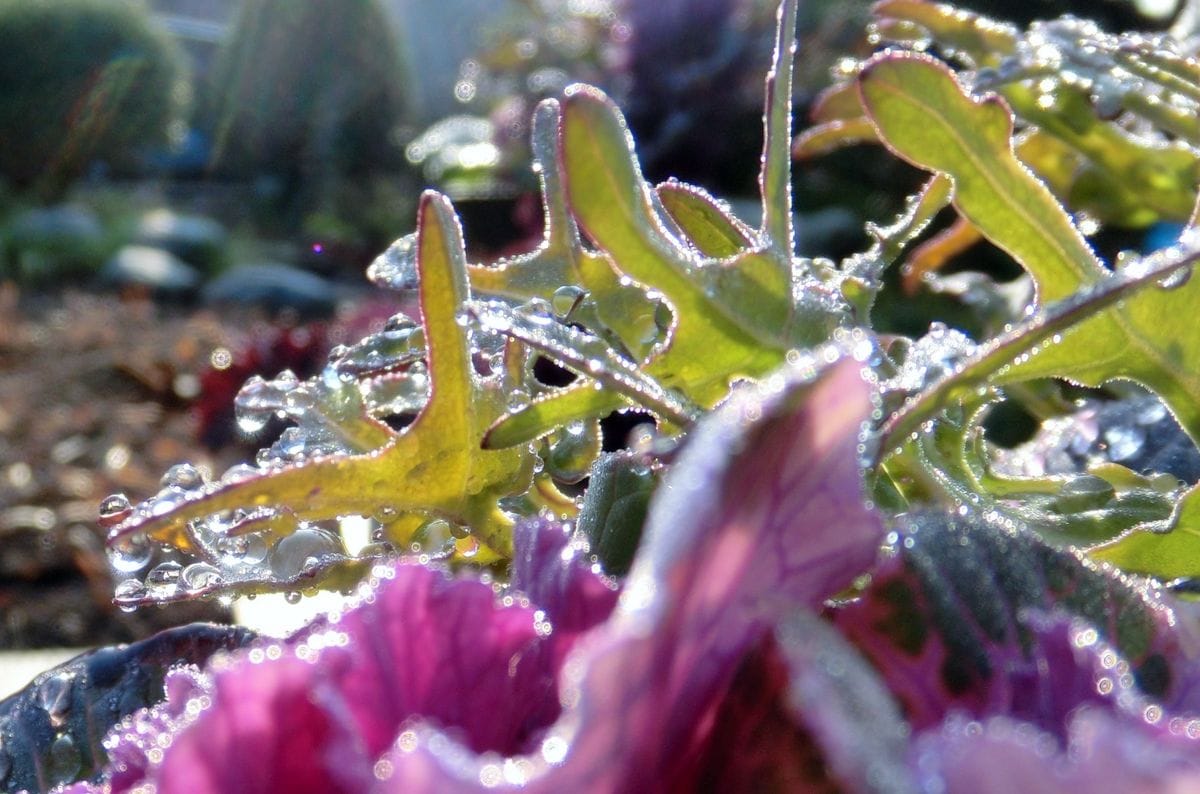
[963,13,1200,134]
[995,394,1198,481]
[1113,226,1200,292]
[882,322,978,398]
[99,453,404,609]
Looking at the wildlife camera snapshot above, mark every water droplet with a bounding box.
[114,578,146,611]
[630,312,660,347]
[1052,474,1115,513]
[284,591,302,605]
[551,285,587,320]
[98,493,133,528]
[1159,265,1192,290]
[373,505,398,523]
[415,517,453,543]
[181,562,223,591]
[146,561,183,597]
[221,464,260,485]
[269,527,343,580]
[161,463,205,491]
[356,541,396,559]
[545,420,599,483]
[38,673,73,728]
[384,313,417,333]
[458,536,480,558]
[218,532,269,566]
[46,733,82,785]
[367,233,419,291]
[108,533,152,574]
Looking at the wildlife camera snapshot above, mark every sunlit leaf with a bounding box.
[860,53,1200,449]
[106,192,539,593]
[833,511,1192,731]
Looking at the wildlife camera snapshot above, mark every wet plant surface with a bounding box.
[15,0,1200,791]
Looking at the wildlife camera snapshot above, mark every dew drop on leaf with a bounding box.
[107,533,152,574]
[45,734,81,787]
[145,561,183,597]
[1158,265,1192,290]
[218,533,269,566]
[114,578,146,610]
[551,285,587,320]
[161,462,205,491]
[367,233,420,291]
[97,493,133,528]
[181,562,224,591]
[269,527,343,580]
[221,464,260,485]
[1052,474,1115,513]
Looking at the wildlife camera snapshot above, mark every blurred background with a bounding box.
[0,0,1186,667]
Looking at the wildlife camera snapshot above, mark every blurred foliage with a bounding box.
[202,0,408,198]
[0,0,187,200]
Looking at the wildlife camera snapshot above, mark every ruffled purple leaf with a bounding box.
[509,516,620,637]
[830,511,1200,737]
[374,350,884,790]
[154,654,351,794]
[776,610,918,794]
[82,347,881,792]
[909,710,1200,794]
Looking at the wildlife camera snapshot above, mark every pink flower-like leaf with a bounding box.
[90,347,882,792]
[374,349,883,790]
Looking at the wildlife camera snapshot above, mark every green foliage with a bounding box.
[204,0,406,181]
[0,0,186,198]
[810,1,1200,578]
[104,0,1200,604]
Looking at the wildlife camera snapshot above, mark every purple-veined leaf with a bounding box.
[372,345,883,790]
[831,511,1200,736]
[86,344,881,793]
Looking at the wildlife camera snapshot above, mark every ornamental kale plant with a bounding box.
[11,0,1200,791]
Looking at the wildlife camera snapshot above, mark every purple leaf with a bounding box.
[910,710,1200,794]
[88,347,882,792]
[154,654,353,794]
[831,511,1199,736]
[509,516,620,637]
[373,349,884,790]
[776,610,918,794]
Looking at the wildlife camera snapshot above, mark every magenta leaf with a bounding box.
[509,515,620,637]
[776,610,918,794]
[373,345,884,790]
[832,511,1198,736]
[82,345,882,792]
[910,710,1200,794]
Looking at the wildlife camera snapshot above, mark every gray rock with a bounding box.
[5,205,107,282]
[100,245,201,295]
[8,205,103,244]
[135,209,227,271]
[201,263,336,316]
